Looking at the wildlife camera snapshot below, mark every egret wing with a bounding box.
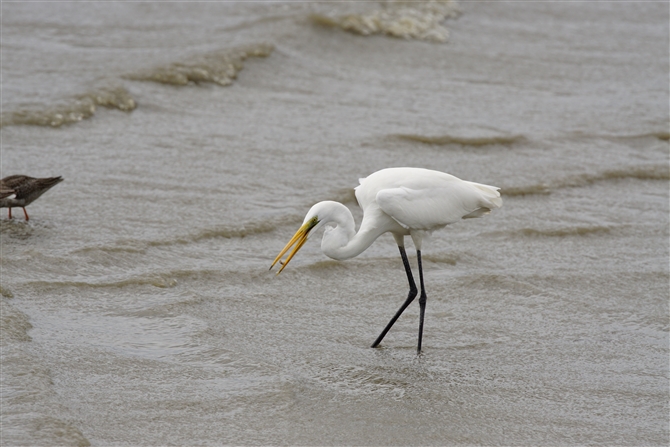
[376,180,499,230]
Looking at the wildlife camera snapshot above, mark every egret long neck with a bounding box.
[319,204,392,261]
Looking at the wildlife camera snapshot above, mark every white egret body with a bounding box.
[271,167,502,352]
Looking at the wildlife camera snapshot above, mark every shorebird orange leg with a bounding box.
[22,207,29,221]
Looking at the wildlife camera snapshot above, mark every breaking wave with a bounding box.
[0,85,136,128]
[517,226,614,238]
[22,264,275,291]
[72,215,294,258]
[310,0,461,43]
[147,218,285,248]
[123,43,274,86]
[24,274,184,290]
[574,165,670,183]
[583,131,670,142]
[1,43,273,128]
[502,164,668,196]
[395,133,525,147]
[500,184,551,196]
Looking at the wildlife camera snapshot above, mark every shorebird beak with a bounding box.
[270,217,318,275]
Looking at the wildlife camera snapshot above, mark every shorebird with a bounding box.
[0,175,63,221]
[0,188,15,200]
[270,167,502,353]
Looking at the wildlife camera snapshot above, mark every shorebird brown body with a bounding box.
[0,188,15,200]
[0,175,63,220]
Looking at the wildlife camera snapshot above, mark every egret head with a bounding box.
[270,210,322,274]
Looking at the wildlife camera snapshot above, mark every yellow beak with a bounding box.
[270,218,318,274]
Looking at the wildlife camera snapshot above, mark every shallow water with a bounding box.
[1,1,668,445]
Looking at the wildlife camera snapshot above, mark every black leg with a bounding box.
[371,246,418,348]
[416,250,427,353]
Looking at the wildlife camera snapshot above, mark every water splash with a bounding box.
[0,85,136,128]
[124,43,274,86]
[311,0,461,43]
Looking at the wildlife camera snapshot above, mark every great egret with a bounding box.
[0,175,63,220]
[270,167,502,353]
